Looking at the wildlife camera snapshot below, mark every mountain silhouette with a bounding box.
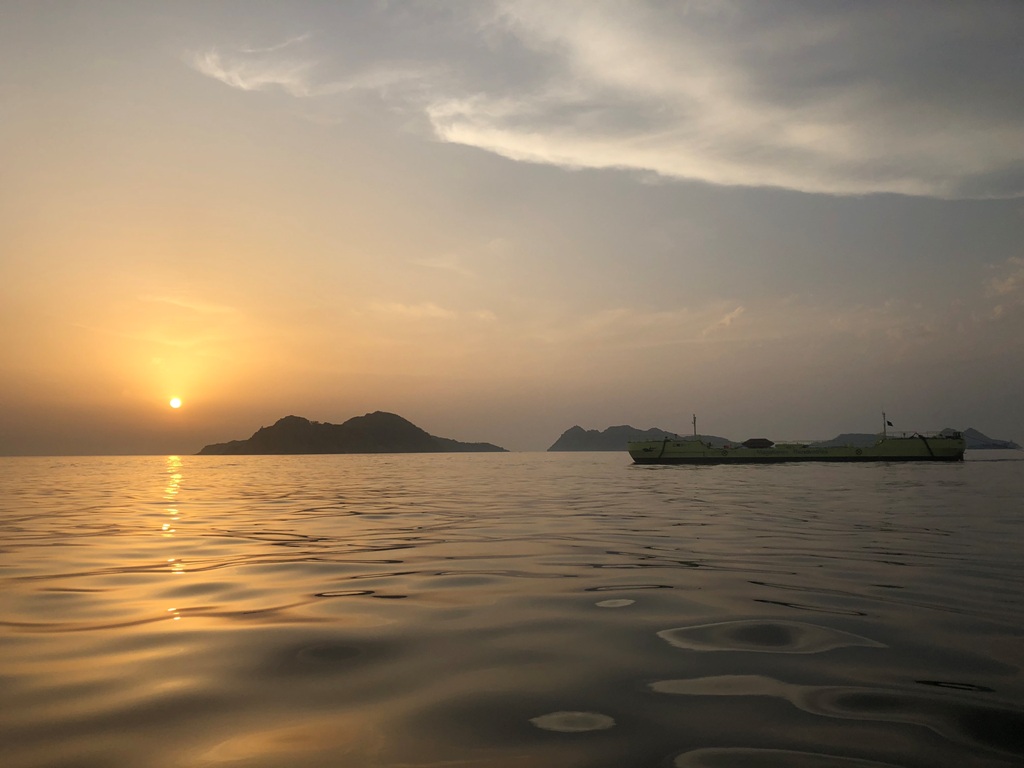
[815,427,1020,449]
[547,424,1020,452]
[198,412,507,455]
[941,427,1020,450]
[547,425,731,451]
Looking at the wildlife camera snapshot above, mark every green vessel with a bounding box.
[628,415,966,464]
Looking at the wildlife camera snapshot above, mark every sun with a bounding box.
[169,397,182,409]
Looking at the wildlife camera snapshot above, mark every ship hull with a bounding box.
[628,436,966,464]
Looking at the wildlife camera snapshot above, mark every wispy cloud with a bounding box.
[531,304,738,348]
[368,301,497,322]
[369,301,457,319]
[988,257,1024,296]
[187,34,438,100]
[71,321,229,351]
[69,296,245,353]
[526,291,1002,361]
[409,239,513,277]
[238,33,311,55]
[141,295,237,315]
[410,254,475,278]
[702,306,745,337]
[189,49,315,96]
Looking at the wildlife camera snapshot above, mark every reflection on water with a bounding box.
[164,456,183,581]
[530,711,616,732]
[1,452,1023,767]
[652,675,1024,759]
[658,619,885,653]
[673,746,907,767]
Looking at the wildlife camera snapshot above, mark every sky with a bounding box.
[2,0,1023,454]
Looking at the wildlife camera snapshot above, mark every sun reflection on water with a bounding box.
[164,455,182,501]
[164,456,184,577]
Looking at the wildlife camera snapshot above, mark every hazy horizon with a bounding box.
[1,408,1019,457]
[3,1,1023,455]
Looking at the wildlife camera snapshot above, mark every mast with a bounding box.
[882,412,887,438]
[692,414,697,437]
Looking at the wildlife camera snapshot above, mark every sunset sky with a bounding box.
[3,1,1023,454]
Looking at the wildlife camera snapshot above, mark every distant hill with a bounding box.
[198,412,507,455]
[548,424,1020,452]
[813,427,1020,450]
[941,427,1021,450]
[810,433,882,448]
[547,425,732,451]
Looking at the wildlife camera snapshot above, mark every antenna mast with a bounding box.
[693,414,697,437]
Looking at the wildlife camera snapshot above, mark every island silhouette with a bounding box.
[198,411,507,455]
[547,425,1020,451]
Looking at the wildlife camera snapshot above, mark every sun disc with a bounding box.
[169,397,182,409]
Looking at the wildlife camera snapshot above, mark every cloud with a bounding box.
[530,304,739,348]
[369,301,458,319]
[187,35,439,100]
[988,257,1024,296]
[702,306,745,337]
[410,239,512,277]
[189,49,315,97]
[185,3,1024,199]
[238,33,312,55]
[410,254,475,278]
[71,321,229,351]
[425,1,1024,199]
[525,290,1004,364]
[141,295,237,315]
[373,301,456,319]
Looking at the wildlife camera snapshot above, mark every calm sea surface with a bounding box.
[1,451,1023,768]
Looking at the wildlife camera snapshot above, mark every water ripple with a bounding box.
[673,747,906,767]
[529,711,615,732]
[1,453,1022,767]
[658,620,885,653]
[652,674,1024,759]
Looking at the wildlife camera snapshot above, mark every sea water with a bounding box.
[1,451,1022,767]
